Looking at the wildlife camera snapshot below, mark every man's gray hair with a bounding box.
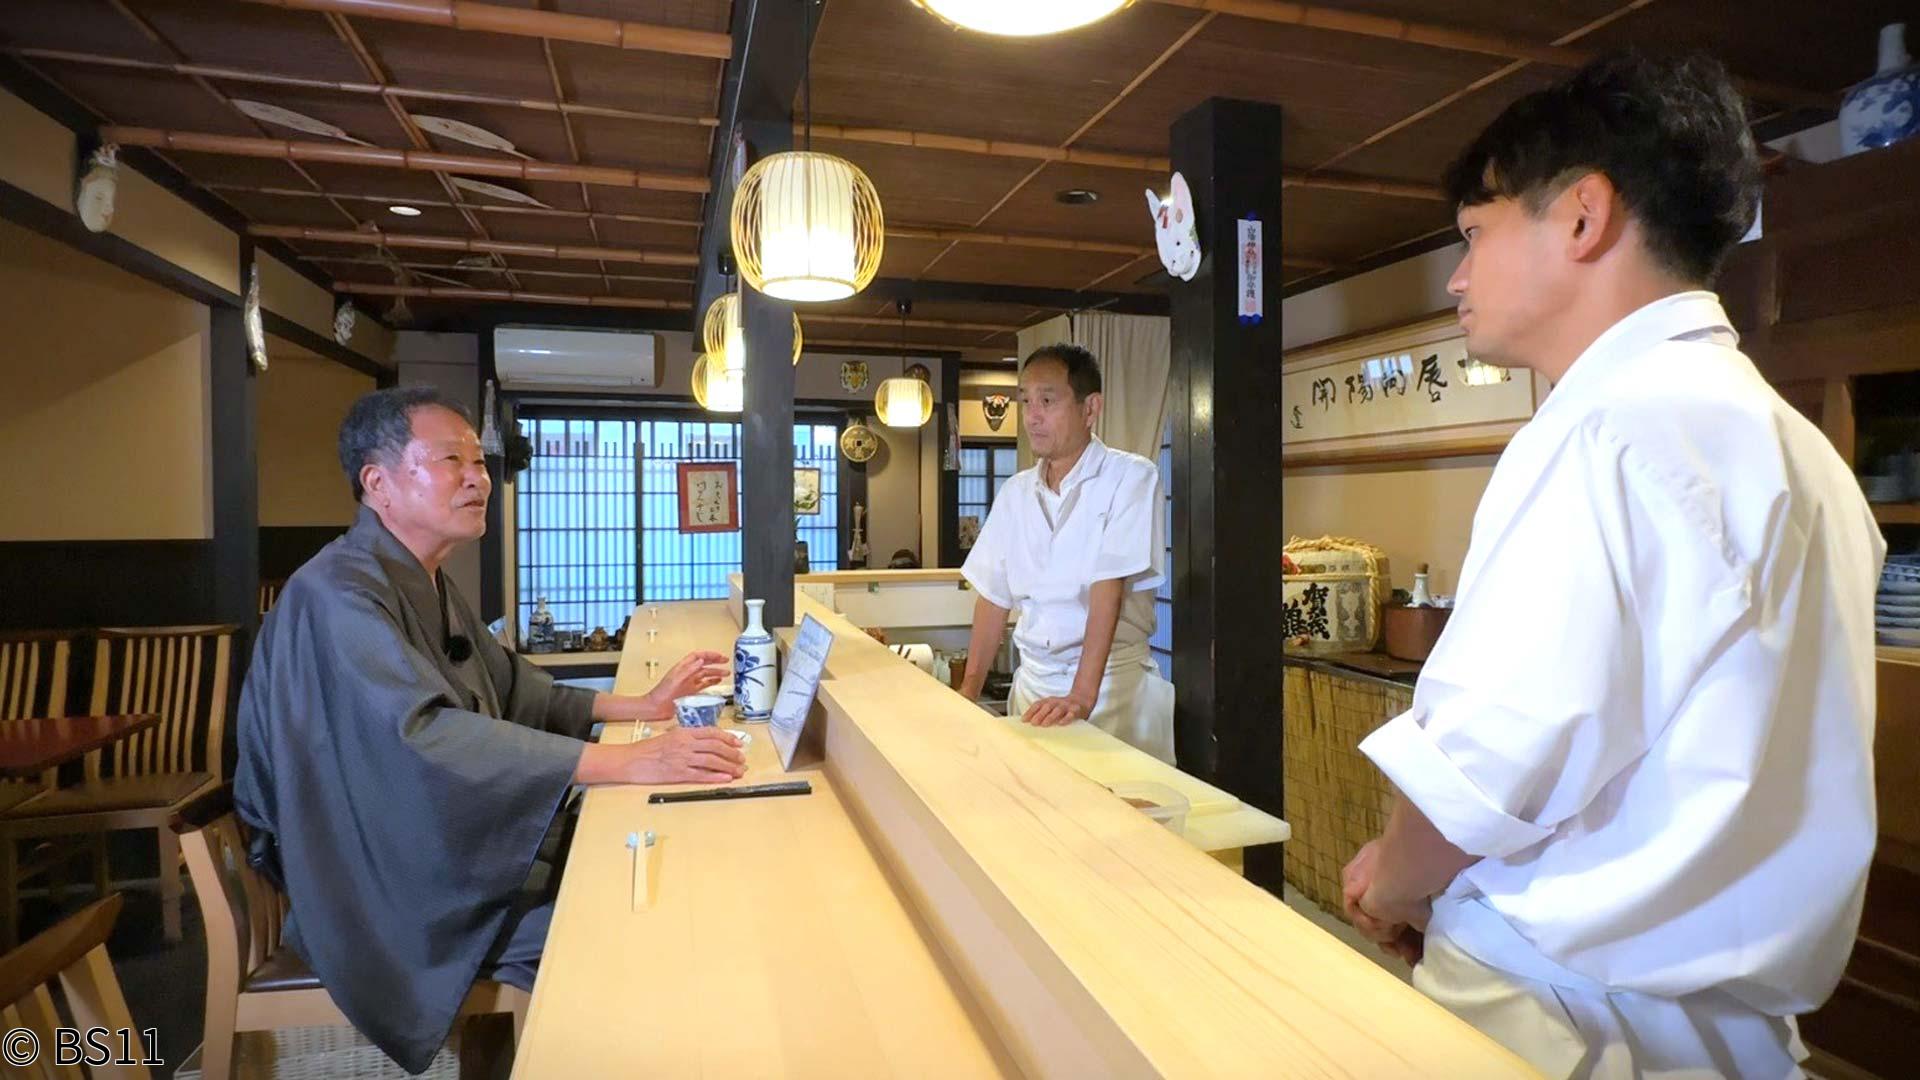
[338,386,472,501]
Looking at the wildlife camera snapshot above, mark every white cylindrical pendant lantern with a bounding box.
[691,352,743,413]
[701,292,804,376]
[911,0,1133,36]
[730,151,884,303]
[876,375,934,428]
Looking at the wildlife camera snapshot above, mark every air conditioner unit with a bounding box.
[493,327,664,388]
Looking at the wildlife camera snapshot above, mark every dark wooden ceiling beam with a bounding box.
[97,126,711,193]
[250,223,701,265]
[4,47,719,128]
[865,278,1168,317]
[1146,0,1832,108]
[809,122,1444,200]
[915,12,1221,283]
[323,10,522,287]
[104,0,363,228]
[229,0,732,60]
[202,182,701,227]
[306,253,693,286]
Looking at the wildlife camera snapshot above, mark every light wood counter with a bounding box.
[514,599,1538,1078]
[512,601,1014,1078]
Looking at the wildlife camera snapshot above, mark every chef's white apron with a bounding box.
[1418,891,1809,1080]
[1008,641,1176,765]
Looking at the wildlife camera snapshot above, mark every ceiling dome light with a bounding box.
[691,352,743,413]
[388,205,423,217]
[702,292,803,376]
[910,0,1133,36]
[730,151,884,303]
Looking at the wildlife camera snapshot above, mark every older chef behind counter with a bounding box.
[957,343,1175,764]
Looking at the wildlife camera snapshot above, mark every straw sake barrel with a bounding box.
[1282,536,1388,655]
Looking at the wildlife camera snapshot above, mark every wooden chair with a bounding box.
[0,630,107,951]
[174,785,529,1080]
[0,892,151,1079]
[1,626,235,945]
[258,580,283,617]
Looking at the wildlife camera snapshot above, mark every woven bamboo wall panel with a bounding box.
[1282,665,1410,916]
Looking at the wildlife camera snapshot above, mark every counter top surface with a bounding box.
[514,598,1536,1077]
[1284,650,1422,690]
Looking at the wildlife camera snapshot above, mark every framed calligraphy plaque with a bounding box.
[676,461,739,534]
[1282,312,1547,465]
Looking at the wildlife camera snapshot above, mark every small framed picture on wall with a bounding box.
[677,461,739,534]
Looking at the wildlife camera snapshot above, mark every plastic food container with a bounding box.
[1106,781,1190,836]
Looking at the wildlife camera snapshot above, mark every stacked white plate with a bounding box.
[1877,556,1920,646]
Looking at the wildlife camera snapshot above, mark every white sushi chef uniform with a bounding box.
[961,436,1176,764]
[1360,293,1884,1078]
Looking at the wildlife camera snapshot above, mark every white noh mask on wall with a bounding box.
[76,144,120,234]
[1146,172,1201,282]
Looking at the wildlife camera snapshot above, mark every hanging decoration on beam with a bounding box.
[728,0,884,302]
[479,379,505,456]
[412,115,529,158]
[244,264,269,372]
[909,0,1133,36]
[1237,214,1263,325]
[451,177,549,208]
[982,392,1011,431]
[74,143,119,234]
[333,298,357,346]
[233,100,371,145]
[839,360,869,392]
[1147,172,1200,282]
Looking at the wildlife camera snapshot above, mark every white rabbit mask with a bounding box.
[1146,172,1202,282]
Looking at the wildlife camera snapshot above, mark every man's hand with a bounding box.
[1022,693,1094,727]
[647,650,730,709]
[619,727,746,784]
[1343,840,1426,966]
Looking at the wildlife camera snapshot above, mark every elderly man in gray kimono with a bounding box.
[236,386,746,1074]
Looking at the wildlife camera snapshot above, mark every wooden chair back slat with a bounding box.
[86,627,234,783]
[0,635,72,792]
[0,895,148,1078]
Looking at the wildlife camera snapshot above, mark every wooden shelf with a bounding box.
[1873,504,1920,526]
[1878,645,1920,666]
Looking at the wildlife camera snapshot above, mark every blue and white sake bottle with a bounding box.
[733,598,777,721]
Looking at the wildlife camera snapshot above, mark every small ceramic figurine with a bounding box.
[586,626,610,652]
[526,597,556,654]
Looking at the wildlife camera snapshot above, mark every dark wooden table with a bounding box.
[0,715,161,778]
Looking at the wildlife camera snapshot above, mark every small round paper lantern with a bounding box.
[702,292,803,375]
[691,352,743,413]
[876,374,934,428]
[730,151,884,303]
[910,0,1133,36]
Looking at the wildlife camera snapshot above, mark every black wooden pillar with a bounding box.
[936,359,961,568]
[1168,98,1286,890]
[740,170,798,627]
[210,251,260,772]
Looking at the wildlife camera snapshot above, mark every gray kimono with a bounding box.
[235,506,595,1073]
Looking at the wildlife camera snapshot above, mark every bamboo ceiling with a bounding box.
[0,0,1904,351]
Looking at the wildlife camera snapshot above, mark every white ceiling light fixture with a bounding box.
[729,0,883,303]
[876,299,933,428]
[910,0,1133,36]
[388,204,423,217]
[702,279,803,376]
[691,352,744,413]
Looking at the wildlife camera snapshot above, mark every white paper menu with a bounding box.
[769,614,835,771]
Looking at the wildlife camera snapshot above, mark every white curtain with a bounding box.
[1013,312,1172,464]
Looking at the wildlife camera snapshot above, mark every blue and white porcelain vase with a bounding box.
[733,598,776,721]
[1840,23,1919,156]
